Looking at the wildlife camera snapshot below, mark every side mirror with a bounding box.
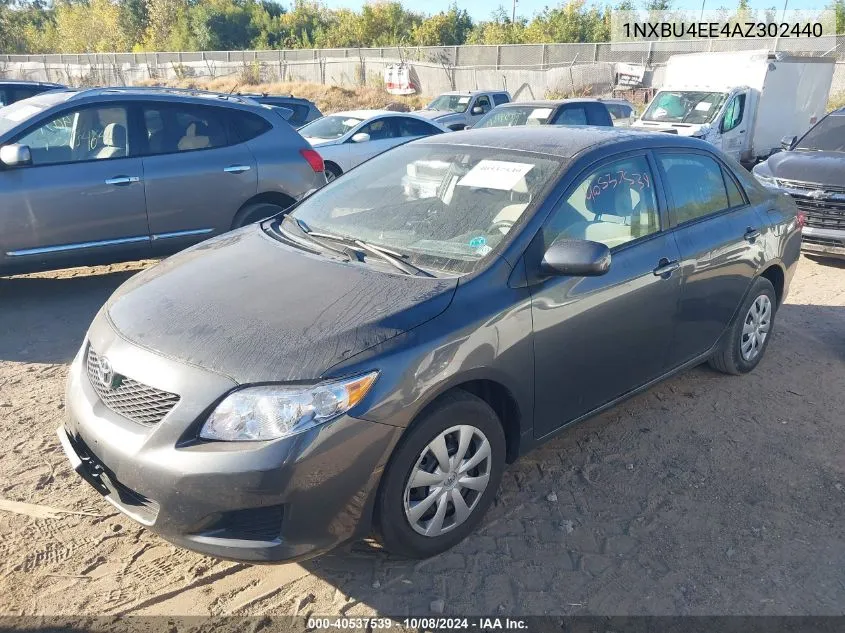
[541,238,611,277]
[781,135,797,151]
[351,132,370,143]
[0,144,32,167]
[471,106,484,115]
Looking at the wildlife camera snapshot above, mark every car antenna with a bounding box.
[229,83,240,95]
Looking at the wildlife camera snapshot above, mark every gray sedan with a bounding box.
[59,127,801,562]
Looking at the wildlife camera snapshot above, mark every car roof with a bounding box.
[417,126,707,158]
[440,90,509,96]
[498,99,606,108]
[327,109,436,121]
[46,86,265,109]
[0,80,65,88]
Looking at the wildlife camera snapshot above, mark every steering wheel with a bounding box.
[488,219,514,235]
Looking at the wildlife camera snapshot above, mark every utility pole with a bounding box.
[700,0,705,20]
[512,0,517,25]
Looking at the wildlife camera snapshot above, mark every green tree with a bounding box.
[413,4,473,46]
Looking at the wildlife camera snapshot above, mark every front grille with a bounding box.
[776,180,845,231]
[85,344,180,426]
[201,506,284,542]
[794,199,845,230]
[777,178,845,194]
[804,236,845,248]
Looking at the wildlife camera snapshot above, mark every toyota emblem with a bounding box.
[96,356,116,389]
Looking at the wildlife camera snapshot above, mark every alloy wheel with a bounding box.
[403,425,491,537]
[740,294,771,362]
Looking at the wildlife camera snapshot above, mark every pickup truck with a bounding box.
[415,90,511,130]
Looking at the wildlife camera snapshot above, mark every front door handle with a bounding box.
[224,165,251,174]
[744,227,761,242]
[653,257,680,278]
[105,176,140,186]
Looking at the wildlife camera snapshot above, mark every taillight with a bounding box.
[796,211,806,229]
[300,148,324,173]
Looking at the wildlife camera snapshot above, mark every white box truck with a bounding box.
[632,49,834,164]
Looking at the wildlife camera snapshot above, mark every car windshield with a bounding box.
[426,95,471,113]
[795,114,845,152]
[276,143,562,275]
[476,106,555,128]
[641,90,727,124]
[299,115,363,140]
[0,99,51,136]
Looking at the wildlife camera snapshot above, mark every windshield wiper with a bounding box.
[296,220,434,277]
[352,240,435,277]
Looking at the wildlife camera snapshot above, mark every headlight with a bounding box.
[200,372,378,441]
[753,170,779,189]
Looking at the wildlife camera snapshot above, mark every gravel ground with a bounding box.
[0,255,843,617]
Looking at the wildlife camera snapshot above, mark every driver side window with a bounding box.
[359,118,396,141]
[16,106,129,166]
[474,96,491,113]
[544,155,660,250]
[722,94,745,132]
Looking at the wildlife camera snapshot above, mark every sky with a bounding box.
[317,0,830,21]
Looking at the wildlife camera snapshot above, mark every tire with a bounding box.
[375,390,506,559]
[324,163,342,183]
[231,202,286,230]
[709,277,777,375]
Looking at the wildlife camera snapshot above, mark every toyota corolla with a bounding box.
[58,127,802,562]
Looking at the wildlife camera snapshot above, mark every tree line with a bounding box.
[1,0,843,54]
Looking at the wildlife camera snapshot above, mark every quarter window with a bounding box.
[228,111,271,144]
[544,155,660,250]
[16,105,129,166]
[142,104,228,155]
[658,153,731,224]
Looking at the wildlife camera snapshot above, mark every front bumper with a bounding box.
[59,316,402,563]
[801,227,845,260]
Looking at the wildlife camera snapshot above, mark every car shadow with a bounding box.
[0,267,146,364]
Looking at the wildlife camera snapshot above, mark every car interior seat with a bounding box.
[177,122,211,151]
[95,123,127,159]
[491,178,532,233]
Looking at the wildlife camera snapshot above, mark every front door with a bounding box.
[139,102,257,253]
[717,91,749,162]
[345,117,407,169]
[529,152,683,438]
[656,150,765,367]
[0,103,149,272]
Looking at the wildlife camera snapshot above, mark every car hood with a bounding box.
[416,109,458,121]
[105,226,458,384]
[765,150,845,186]
[303,136,340,147]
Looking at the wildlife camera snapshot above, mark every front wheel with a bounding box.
[376,390,505,558]
[709,276,777,375]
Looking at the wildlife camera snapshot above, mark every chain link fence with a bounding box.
[1,38,843,99]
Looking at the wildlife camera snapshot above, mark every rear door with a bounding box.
[139,102,258,251]
[586,103,614,126]
[657,150,765,368]
[0,102,149,271]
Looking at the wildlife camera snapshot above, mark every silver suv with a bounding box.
[0,87,326,276]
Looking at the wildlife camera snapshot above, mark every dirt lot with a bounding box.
[0,256,843,618]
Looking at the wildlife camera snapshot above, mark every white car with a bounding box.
[299,110,449,181]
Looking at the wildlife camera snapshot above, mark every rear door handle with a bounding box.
[744,227,761,242]
[105,176,140,186]
[653,257,680,278]
[224,165,251,174]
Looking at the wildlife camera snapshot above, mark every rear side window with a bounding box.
[587,104,612,126]
[142,104,229,155]
[493,93,510,106]
[553,106,588,125]
[395,117,443,137]
[229,111,271,143]
[658,153,732,224]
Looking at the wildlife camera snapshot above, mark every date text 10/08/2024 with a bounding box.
[307,618,529,630]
